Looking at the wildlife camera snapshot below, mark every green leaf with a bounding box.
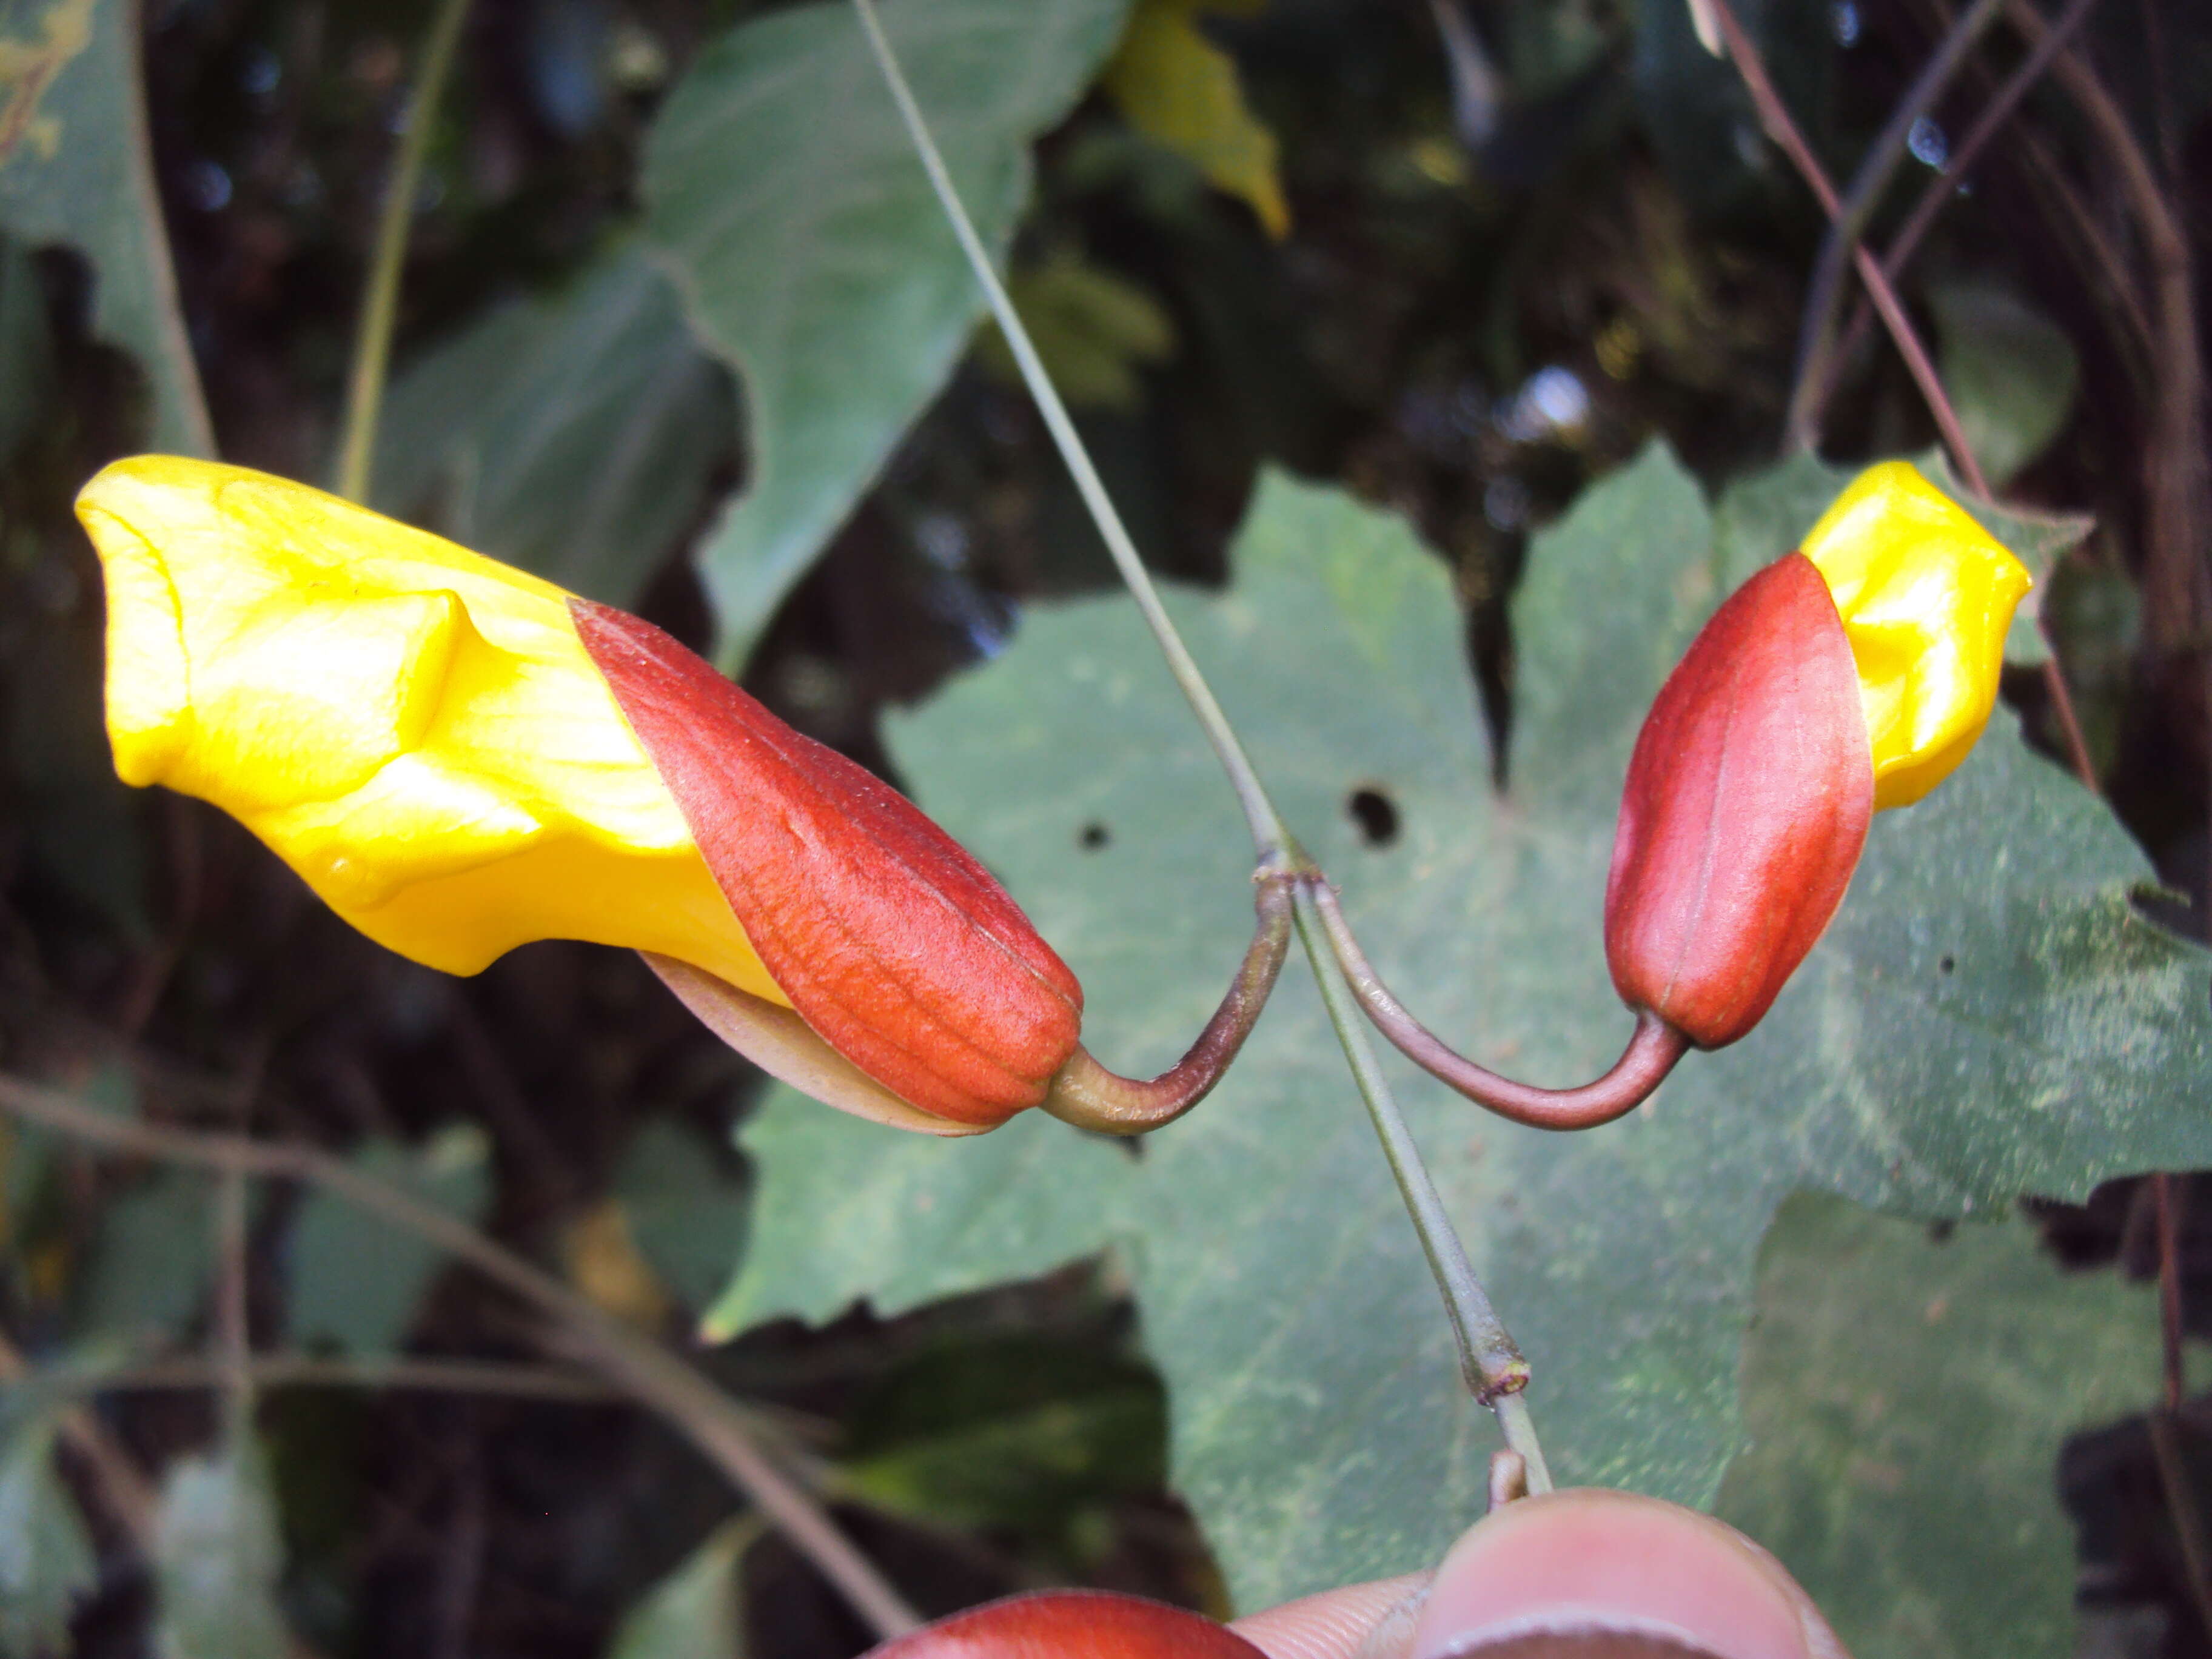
[1715,1193,2168,1659]
[1929,280,2080,491]
[287,1127,490,1355]
[973,248,1177,412]
[372,245,736,608]
[642,0,1132,666]
[1104,0,1289,239]
[152,1444,289,1659]
[0,1419,97,1658]
[714,448,2212,1610]
[0,0,210,454]
[840,1335,1165,1540]
[1711,448,2090,666]
[613,1121,748,1318]
[606,1517,760,1659]
[75,1167,211,1345]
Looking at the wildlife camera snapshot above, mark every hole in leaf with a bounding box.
[1939,954,1956,974]
[1078,822,1110,851]
[1347,788,1399,849]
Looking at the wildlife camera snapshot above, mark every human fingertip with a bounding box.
[1407,1489,1849,1659]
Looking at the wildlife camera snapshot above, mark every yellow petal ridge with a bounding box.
[1800,460,2033,810]
[75,456,787,1005]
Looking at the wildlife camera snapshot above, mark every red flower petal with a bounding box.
[865,1590,1266,1658]
[574,600,1082,1126]
[1604,552,1872,1048]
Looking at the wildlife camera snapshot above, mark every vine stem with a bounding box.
[848,0,1550,1482]
[333,0,473,504]
[1704,0,1989,498]
[1823,0,2103,407]
[1785,0,2008,452]
[0,1071,922,1641]
[1296,885,1552,1490]
[847,0,1280,860]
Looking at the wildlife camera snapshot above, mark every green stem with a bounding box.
[848,0,1281,860]
[850,0,1551,1486]
[333,0,474,504]
[1295,886,1552,1487]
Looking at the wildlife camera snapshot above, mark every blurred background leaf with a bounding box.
[642,0,1133,666]
[612,1119,748,1319]
[0,1419,97,1658]
[371,243,736,608]
[287,1126,490,1355]
[152,1443,289,1659]
[605,1517,759,1659]
[1929,280,2081,492]
[0,0,209,454]
[1104,0,1289,239]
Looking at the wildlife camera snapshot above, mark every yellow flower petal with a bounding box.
[77,457,786,1005]
[1800,460,2032,809]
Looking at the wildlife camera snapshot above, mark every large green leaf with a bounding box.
[712,450,2212,1609]
[0,0,209,454]
[1715,1193,2168,1659]
[371,245,736,608]
[641,0,1131,665]
[0,1419,96,1658]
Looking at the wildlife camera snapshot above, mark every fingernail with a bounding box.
[1408,1490,1847,1659]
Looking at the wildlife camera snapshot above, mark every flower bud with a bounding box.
[863,1590,1265,1658]
[1604,462,2029,1049]
[77,457,1081,1134]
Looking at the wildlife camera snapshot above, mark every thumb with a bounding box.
[1233,1489,1848,1659]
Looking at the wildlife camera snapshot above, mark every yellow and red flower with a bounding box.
[78,457,1081,1136]
[1605,461,2031,1049]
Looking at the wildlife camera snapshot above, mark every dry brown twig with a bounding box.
[0,1070,923,1641]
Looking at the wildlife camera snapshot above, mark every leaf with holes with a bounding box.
[711,449,2212,1610]
[642,0,1132,665]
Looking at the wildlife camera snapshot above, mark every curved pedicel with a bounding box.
[1043,868,1298,1135]
[1309,881,1688,1131]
